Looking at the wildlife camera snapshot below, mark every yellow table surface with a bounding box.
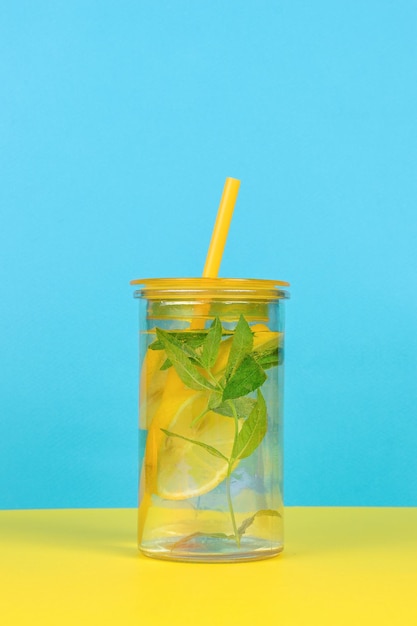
[1,507,416,625]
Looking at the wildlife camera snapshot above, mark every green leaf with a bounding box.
[231,390,267,461]
[237,509,281,537]
[208,390,223,410]
[160,358,172,370]
[222,355,267,401]
[161,428,228,461]
[156,328,216,392]
[212,397,257,419]
[148,339,164,351]
[149,331,209,351]
[200,317,222,369]
[225,315,253,381]
[180,342,202,363]
[170,531,234,550]
[252,347,282,370]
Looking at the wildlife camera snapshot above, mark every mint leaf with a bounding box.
[149,339,165,351]
[212,397,257,419]
[222,354,266,401]
[207,394,256,419]
[208,390,223,410]
[149,331,209,351]
[252,347,282,370]
[225,315,253,381]
[156,328,216,392]
[149,339,164,351]
[237,509,280,537]
[161,428,228,461]
[160,344,208,371]
[200,317,222,369]
[170,531,234,550]
[231,390,267,461]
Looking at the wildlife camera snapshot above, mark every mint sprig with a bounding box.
[151,314,281,547]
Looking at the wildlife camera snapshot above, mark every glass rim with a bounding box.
[131,277,290,300]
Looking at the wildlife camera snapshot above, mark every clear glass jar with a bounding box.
[132,278,289,563]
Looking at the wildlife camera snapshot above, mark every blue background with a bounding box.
[1,1,416,509]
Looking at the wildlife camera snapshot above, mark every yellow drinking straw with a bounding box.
[138,177,241,540]
[203,177,240,277]
[189,177,240,330]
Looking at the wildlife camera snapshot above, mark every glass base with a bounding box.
[139,536,283,563]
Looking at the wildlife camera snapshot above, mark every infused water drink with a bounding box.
[134,278,288,562]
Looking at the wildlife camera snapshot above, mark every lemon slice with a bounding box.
[156,393,237,500]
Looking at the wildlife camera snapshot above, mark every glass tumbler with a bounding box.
[132,278,289,562]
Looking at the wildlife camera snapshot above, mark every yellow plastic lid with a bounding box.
[131,277,290,300]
